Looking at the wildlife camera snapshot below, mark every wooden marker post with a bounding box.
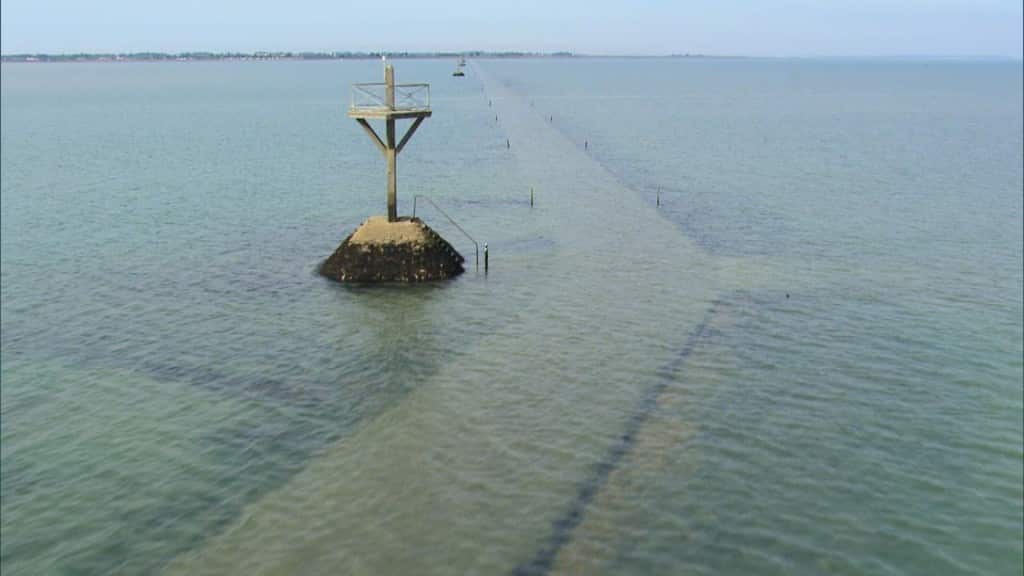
[348,64,431,222]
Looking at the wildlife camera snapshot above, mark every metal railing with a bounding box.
[350,82,430,111]
[412,195,479,269]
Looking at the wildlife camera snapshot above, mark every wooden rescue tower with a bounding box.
[347,62,432,222]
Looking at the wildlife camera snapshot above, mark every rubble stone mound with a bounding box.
[319,216,464,283]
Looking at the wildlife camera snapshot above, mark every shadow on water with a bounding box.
[2,275,476,574]
[512,298,723,576]
[445,197,534,209]
[642,184,794,258]
[163,282,456,566]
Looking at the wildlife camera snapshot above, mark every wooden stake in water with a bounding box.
[484,243,489,272]
[657,187,661,206]
[530,187,534,207]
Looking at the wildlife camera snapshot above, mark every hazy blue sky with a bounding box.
[2,0,1022,57]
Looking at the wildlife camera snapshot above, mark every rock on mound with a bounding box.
[319,216,464,282]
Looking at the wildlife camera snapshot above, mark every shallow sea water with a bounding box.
[1,58,1021,575]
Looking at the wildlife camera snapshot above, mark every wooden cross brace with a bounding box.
[355,116,426,222]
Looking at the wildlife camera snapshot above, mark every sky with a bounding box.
[1,0,1022,58]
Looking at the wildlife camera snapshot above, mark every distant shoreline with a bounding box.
[0,51,733,63]
[3,52,1018,64]
[0,51,568,63]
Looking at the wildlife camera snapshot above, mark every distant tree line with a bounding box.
[1,51,577,63]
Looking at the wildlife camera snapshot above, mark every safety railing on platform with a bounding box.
[412,195,479,269]
[350,82,431,111]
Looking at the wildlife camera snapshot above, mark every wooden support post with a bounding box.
[348,64,431,223]
[386,118,397,222]
[385,65,395,108]
[384,64,398,222]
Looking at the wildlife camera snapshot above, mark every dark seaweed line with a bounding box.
[512,300,722,576]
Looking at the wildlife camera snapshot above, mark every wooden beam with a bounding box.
[356,118,386,156]
[386,118,397,221]
[395,116,425,155]
[348,109,431,120]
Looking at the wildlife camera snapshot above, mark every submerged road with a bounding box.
[165,61,786,576]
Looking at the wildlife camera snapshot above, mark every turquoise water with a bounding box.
[1,58,1021,575]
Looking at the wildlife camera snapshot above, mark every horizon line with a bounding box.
[2,50,1020,62]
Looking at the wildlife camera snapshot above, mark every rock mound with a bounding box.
[319,216,464,283]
